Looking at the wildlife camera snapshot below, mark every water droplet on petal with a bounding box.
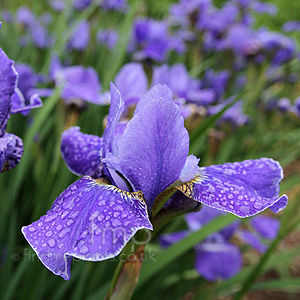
[58,228,71,239]
[45,213,57,223]
[253,202,262,210]
[79,246,89,254]
[48,239,56,247]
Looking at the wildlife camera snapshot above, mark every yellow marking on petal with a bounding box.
[176,170,206,198]
[92,177,146,205]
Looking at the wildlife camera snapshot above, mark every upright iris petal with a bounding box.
[22,177,152,280]
[117,97,189,207]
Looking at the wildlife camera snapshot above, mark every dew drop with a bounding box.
[28,226,36,232]
[45,213,57,223]
[79,246,89,254]
[46,231,53,237]
[253,202,263,210]
[48,239,56,247]
[239,206,250,215]
[56,224,63,231]
[58,228,71,238]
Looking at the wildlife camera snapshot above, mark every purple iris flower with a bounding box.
[114,63,148,106]
[101,0,128,12]
[99,63,148,108]
[208,100,250,127]
[22,84,287,280]
[152,64,215,106]
[160,206,280,281]
[16,6,35,27]
[0,48,41,172]
[131,18,173,62]
[35,56,102,106]
[49,0,65,11]
[68,21,90,51]
[282,21,300,33]
[97,29,118,50]
[73,0,92,10]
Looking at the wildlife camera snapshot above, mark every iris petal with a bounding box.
[0,47,17,136]
[0,133,23,172]
[177,158,287,217]
[22,176,152,280]
[118,97,189,207]
[61,126,103,178]
[195,242,242,281]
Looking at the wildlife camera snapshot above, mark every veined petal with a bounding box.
[134,84,173,116]
[177,158,287,217]
[61,127,103,178]
[118,98,189,207]
[195,242,242,281]
[0,47,17,136]
[22,177,152,280]
[0,133,23,172]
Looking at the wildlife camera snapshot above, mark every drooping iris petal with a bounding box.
[11,89,42,115]
[0,47,17,136]
[22,176,152,280]
[194,242,242,281]
[118,98,189,207]
[250,216,280,240]
[134,84,173,116]
[177,158,288,217]
[60,127,103,178]
[102,83,124,158]
[57,66,102,105]
[0,133,23,172]
[268,194,288,213]
[237,230,267,253]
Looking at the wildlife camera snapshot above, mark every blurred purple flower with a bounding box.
[16,6,35,27]
[161,206,280,281]
[97,29,118,50]
[101,0,128,12]
[131,18,173,62]
[49,0,65,11]
[68,21,90,51]
[73,0,92,10]
[282,21,300,33]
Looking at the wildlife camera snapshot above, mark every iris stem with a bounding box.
[106,230,148,300]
